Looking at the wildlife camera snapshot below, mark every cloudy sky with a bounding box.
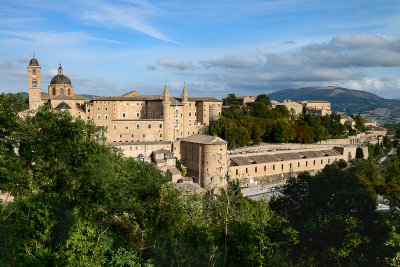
[1,0,400,98]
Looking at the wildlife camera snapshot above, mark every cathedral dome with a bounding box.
[50,74,72,85]
[50,64,72,85]
[29,58,39,66]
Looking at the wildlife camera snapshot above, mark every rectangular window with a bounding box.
[236,169,238,175]
[298,162,300,167]
[123,113,126,118]
[321,159,323,164]
[264,166,266,171]
[255,167,257,173]
[148,124,151,129]
[306,161,308,166]
[97,114,101,120]
[273,165,275,170]
[313,160,316,165]
[246,168,248,174]
[281,164,284,170]
[105,115,108,120]
[159,124,162,128]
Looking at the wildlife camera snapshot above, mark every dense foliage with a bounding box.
[211,94,356,148]
[1,93,399,266]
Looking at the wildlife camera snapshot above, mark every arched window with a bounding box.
[68,88,70,95]
[60,88,64,95]
[32,70,36,76]
[52,88,55,95]
[32,79,37,87]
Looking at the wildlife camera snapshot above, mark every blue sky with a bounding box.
[0,0,400,98]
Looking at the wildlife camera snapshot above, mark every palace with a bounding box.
[27,57,222,143]
[26,57,370,190]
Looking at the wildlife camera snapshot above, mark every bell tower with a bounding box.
[27,56,41,110]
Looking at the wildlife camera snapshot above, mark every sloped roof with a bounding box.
[168,166,181,175]
[153,149,171,154]
[276,152,303,161]
[50,94,89,101]
[180,134,226,145]
[250,154,281,163]
[321,150,340,156]
[121,90,141,97]
[229,148,342,167]
[55,101,72,109]
[299,151,324,158]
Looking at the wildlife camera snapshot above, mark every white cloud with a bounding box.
[200,55,262,69]
[157,58,194,70]
[0,30,117,46]
[79,1,177,44]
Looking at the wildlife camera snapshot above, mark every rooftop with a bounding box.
[180,134,227,145]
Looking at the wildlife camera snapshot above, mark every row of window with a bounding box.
[112,123,163,130]
[119,133,163,139]
[235,158,336,175]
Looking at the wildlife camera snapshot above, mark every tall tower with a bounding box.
[27,57,41,110]
[181,82,188,137]
[162,82,171,141]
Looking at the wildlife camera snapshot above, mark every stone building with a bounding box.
[299,100,332,115]
[277,100,303,115]
[27,57,89,119]
[227,145,364,186]
[27,57,223,143]
[180,135,228,188]
[26,56,369,191]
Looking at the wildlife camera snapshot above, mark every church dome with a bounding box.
[50,74,72,85]
[50,64,72,85]
[29,58,39,66]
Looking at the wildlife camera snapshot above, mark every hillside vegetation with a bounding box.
[269,86,400,119]
[2,93,400,266]
[210,94,362,148]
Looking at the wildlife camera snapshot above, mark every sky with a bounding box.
[0,0,400,99]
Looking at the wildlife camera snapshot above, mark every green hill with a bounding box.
[268,86,400,121]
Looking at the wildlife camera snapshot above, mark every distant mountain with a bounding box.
[268,86,400,120]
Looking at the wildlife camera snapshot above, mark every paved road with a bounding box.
[242,182,285,201]
[379,150,395,170]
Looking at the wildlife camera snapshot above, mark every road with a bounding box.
[379,149,395,170]
[242,182,285,201]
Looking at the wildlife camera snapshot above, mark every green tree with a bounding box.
[270,167,392,265]
[353,114,366,132]
[356,147,364,159]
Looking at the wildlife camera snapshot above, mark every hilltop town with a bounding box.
[24,57,387,192]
